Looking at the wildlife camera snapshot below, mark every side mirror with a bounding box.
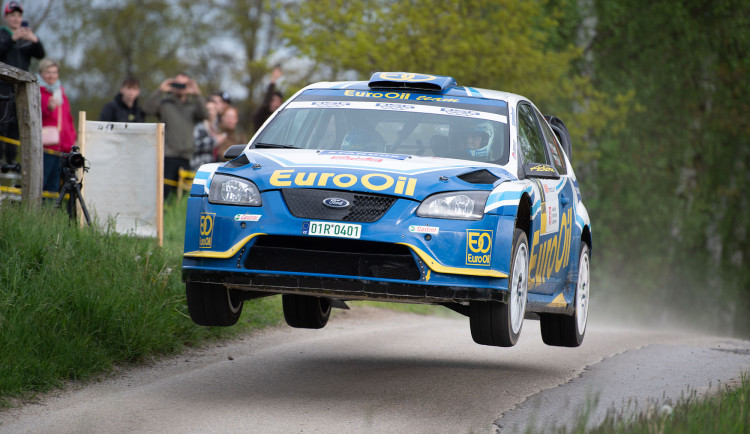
[523,163,560,179]
[223,144,247,160]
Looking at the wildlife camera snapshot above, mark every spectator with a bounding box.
[99,77,145,123]
[214,106,246,161]
[209,90,231,130]
[38,58,76,193]
[191,100,218,171]
[0,1,45,165]
[253,65,283,131]
[142,72,208,199]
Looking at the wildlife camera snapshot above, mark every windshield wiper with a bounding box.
[253,143,298,149]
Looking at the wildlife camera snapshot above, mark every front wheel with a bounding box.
[186,281,243,326]
[283,294,331,329]
[540,242,590,347]
[470,228,529,347]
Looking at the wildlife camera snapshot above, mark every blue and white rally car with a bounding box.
[183,72,591,348]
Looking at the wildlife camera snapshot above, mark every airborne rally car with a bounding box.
[183,72,592,348]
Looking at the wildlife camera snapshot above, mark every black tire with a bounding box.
[186,281,243,327]
[282,294,331,329]
[470,228,529,347]
[540,242,589,347]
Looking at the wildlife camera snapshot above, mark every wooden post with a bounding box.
[16,80,42,207]
[0,62,42,207]
[156,123,164,246]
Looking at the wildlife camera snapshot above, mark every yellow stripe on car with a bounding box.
[398,243,508,278]
[184,233,267,259]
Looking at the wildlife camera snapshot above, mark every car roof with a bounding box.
[301,72,528,106]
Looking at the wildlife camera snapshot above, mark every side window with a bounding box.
[517,103,548,164]
[534,109,567,175]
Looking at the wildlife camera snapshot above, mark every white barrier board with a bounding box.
[81,120,164,242]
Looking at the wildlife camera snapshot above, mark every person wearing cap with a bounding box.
[0,1,45,165]
[143,72,208,199]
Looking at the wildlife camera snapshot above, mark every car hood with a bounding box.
[212,149,514,200]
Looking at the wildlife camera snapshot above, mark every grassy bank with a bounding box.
[577,375,749,433]
[0,198,281,405]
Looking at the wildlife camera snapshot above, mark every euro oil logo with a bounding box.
[529,208,573,288]
[466,229,493,266]
[199,212,215,249]
[270,169,418,197]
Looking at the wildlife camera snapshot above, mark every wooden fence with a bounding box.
[0,62,42,206]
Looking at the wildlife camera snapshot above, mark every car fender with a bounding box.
[484,180,539,277]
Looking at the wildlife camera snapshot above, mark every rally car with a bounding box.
[183,72,592,348]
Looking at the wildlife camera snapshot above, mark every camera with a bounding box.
[62,146,86,170]
[21,20,28,28]
[0,162,20,173]
[170,82,187,90]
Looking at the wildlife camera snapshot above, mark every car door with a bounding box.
[516,102,570,294]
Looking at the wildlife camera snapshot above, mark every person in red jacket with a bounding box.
[38,58,76,193]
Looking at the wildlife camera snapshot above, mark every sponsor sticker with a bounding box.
[466,229,493,266]
[234,214,261,222]
[530,164,555,173]
[440,107,481,117]
[409,225,439,235]
[199,212,215,249]
[375,102,416,111]
[311,101,350,108]
[270,169,418,197]
[376,72,437,82]
[330,156,384,163]
[319,150,409,160]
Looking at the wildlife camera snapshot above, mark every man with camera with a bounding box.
[0,1,45,165]
[143,72,208,199]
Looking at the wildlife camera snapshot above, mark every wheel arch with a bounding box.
[515,193,532,240]
[581,224,592,253]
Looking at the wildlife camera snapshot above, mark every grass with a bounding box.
[0,196,281,406]
[539,374,750,433]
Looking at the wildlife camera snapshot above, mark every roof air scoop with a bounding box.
[368,72,457,92]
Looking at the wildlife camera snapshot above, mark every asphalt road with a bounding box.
[1,307,749,433]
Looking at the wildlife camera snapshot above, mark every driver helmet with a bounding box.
[341,129,385,152]
[463,122,494,157]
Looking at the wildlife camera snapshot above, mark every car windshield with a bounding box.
[253,91,510,164]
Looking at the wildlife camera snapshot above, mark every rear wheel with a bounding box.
[283,294,331,329]
[186,281,243,326]
[470,228,528,347]
[540,242,589,347]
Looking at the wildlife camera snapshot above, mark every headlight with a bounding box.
[416,191,490,220]
[208,174,261,206]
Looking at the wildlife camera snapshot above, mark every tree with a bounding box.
[280,0,629,161]
[37,0,238,122]
[588,0,750,335]
[212,0,288,130]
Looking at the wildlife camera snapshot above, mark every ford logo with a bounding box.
[323,197,350,209]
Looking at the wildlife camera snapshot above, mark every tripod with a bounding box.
[54,165,91,226]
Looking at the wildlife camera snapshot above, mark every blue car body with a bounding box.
[183,72,592,346]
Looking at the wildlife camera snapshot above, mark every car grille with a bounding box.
[282,189,396,223]
[245,236,422,281]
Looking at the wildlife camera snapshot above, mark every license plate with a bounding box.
[303,221,362,239]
